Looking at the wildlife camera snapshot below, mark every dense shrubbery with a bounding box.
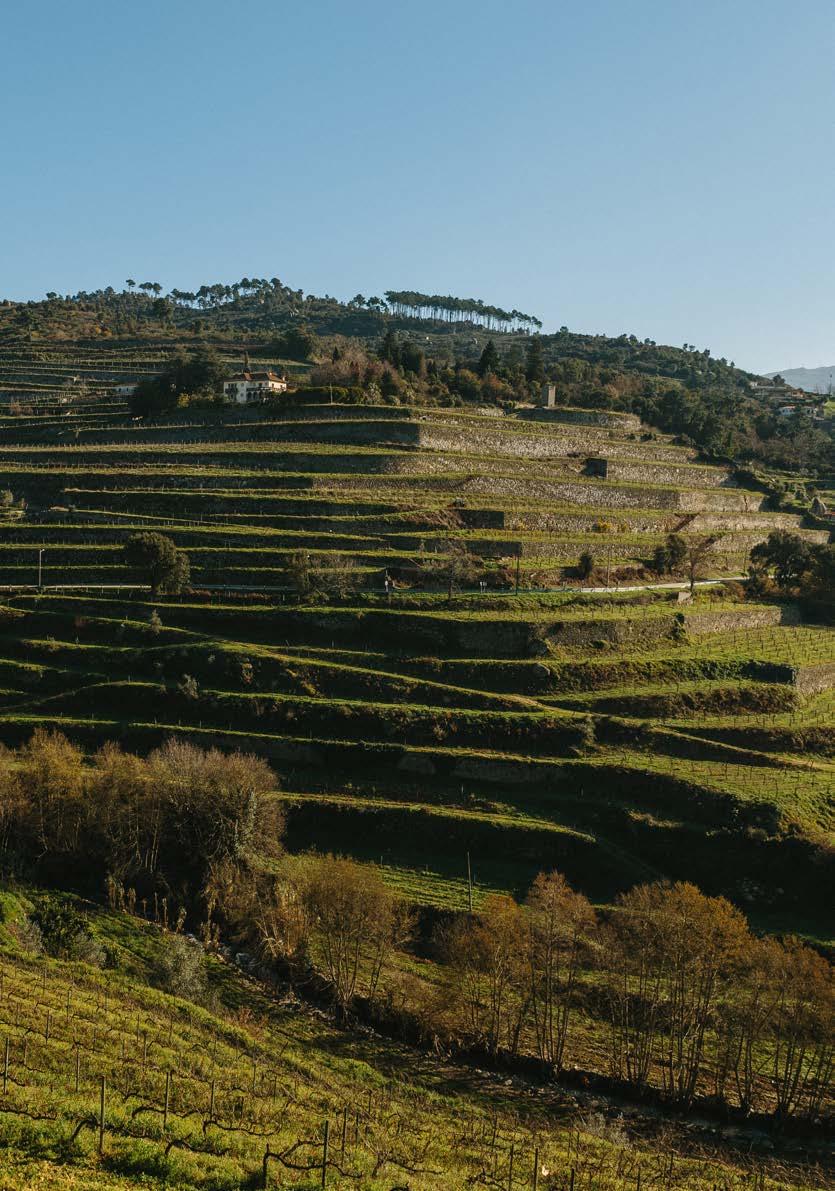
[750,531,835,603]
[0,731,282,904]
[128,349,229,416]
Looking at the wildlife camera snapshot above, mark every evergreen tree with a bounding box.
[525,337,545,384]
[477,339,499,377]
[379,329,401,368]
[400,341,425,375]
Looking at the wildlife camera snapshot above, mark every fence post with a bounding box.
[98,1075,106,1154]
[321,1118,329,1188]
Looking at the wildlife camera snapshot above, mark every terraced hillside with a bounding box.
[0,397,832,933]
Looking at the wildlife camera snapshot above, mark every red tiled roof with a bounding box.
[227,371,286,383]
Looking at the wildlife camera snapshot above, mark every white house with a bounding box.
[223,371,288,404]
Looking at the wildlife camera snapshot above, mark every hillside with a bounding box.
[0,388,831,934]
[0,301,831,1186]
[1,279,832,476]
[0,889,823,1191]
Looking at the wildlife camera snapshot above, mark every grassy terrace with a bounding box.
[0,397,831,934]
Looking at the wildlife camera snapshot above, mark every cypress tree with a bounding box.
[477,339,499,377]
[525,337,545,384]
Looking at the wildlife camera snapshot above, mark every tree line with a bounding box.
[237,864,832,1122]
[34,278,542,333]
[382,291,542,332]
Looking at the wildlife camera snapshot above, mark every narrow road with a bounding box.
[0,576,748,596]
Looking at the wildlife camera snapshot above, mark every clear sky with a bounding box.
[1,0,832,372]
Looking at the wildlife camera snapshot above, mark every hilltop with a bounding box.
[1,277,832,475]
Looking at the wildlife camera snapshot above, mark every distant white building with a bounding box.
[115,383,137,396]
[223,371,288,404]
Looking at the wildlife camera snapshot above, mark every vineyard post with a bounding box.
[532,1146,539,1190]
[98,1075,106,1154]
[3,1036,8,1094]
[262,1145,271,1188]
[508,1141,514,1190]
[321,1118,330,1188]
[164,1070,171,1131]
[341,1105,347,1157]
[75,1045,80,1093]
[569,1167,575,1191]
[209,1078,215,1119]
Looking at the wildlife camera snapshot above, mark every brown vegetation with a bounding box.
[0,730,831,1123]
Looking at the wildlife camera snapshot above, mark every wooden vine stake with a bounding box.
[98,1075,106,1155]
[163,1070,171,1132]
[321,1118,330,1188]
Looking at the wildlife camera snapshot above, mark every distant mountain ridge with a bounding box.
[767,365,834,394]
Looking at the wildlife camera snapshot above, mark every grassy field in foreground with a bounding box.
[0,889,826,1191]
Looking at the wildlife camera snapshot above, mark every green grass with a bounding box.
[1,893,816,1191]
[0,397,831,927]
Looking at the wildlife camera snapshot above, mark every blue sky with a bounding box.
[1,0,832,371]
